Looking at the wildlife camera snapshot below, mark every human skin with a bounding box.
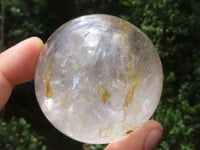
[0,37,163,150]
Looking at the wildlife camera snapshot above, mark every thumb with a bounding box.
[105,120,163,150]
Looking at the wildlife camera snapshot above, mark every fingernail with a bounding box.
[145,129,162,150]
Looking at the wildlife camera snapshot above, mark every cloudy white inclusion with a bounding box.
[72,76,80,90]
[85,28,100,47]
[43,98,53,110]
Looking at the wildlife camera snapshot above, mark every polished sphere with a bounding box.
[35,14,163,144]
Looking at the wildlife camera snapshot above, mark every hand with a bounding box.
[0,37,163,150]
[105,120,163,150]
[0,37,43,110]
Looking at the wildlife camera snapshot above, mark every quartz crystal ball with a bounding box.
[35,14,163,144]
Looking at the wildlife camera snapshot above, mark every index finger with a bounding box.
[0,37,44,110]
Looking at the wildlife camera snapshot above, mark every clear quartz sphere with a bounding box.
[35,14,163,144]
